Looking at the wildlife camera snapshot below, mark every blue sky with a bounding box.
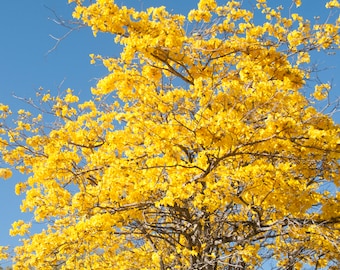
[0,0,339,267]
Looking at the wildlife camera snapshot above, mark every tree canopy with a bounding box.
[1,0,340,269]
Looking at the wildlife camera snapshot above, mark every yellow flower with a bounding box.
[326,0,340,8]
[0,168,12,180]
[313,83,331,100]
[0,104,9,112]
[294,0,302,7]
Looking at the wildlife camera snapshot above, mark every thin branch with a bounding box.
[44,5,87,55]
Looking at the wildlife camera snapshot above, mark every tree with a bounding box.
[0,0,340,269]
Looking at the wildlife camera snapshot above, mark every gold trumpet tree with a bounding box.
[1,0,340,269]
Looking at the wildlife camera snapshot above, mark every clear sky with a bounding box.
[0,0,339,267]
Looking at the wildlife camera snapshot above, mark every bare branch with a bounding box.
[44,5,87,55]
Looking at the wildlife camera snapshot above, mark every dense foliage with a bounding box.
[1,0,340,269]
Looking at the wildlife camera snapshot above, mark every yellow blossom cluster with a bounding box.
[0,0,339,269]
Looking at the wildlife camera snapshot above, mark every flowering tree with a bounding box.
[1,0,340,269]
